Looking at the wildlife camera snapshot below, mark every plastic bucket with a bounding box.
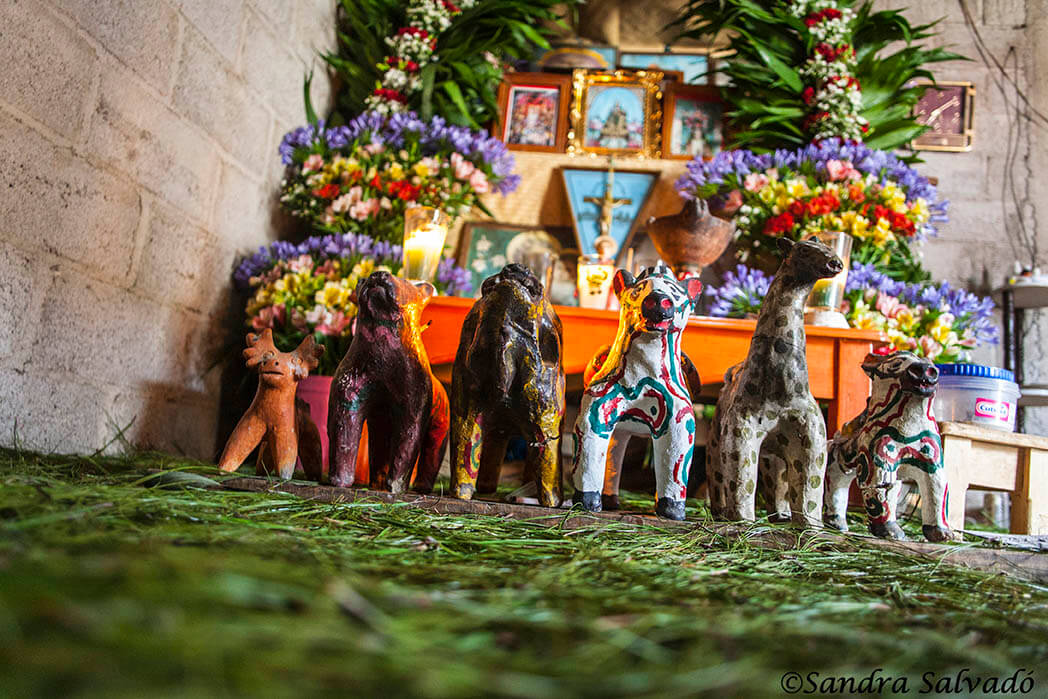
[933,364,1021,432]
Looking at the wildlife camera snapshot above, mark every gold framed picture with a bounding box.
[910,80,975,152]
[567,69,663,159]
[494,72,572,153]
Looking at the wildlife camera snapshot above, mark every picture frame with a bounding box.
[618,49,713,85]
[536,43,618,71]
[910,80,976,152]
[494,72,572,153]
[662,84,726,161]
[568,69,663,159]
[560,166,660,266]
[455,222,565,298]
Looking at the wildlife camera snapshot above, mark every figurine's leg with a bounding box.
[267,423,299,480]
[861,470,906,540]
[256,436,275,477]
[705,409,726,519]
[572,400,614,513]
[413,382,450,494]
[757,446,791,523]
[367,411,395,491]
[529,436,562,508]
[651,410,695,521]
[328,386,366,489]
[450,406,483,500]
[295,400,324,482]
[476,430,509,495]
[387,415,425,495]
[601,432,630,510]
[712,412,763,522]
[902,464,951,542]
[218,412,266,473]
[823,459,855,532]
[781,412,827,528]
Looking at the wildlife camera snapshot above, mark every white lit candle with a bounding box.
[401,206,450,282]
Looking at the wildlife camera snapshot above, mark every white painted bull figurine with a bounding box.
[825,351,952,542]
[572,263,703,520]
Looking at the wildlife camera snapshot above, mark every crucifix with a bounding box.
[583,158,632,253]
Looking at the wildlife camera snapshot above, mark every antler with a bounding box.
[243,328,277,369]
[292,334,325,375]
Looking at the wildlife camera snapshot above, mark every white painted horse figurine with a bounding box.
[707,237,842,527]
[825,351,951,542]
[572,263,703,520]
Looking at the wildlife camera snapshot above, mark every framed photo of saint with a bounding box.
[494,72,572,153]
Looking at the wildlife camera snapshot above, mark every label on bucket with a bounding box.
[973,397,1013,425]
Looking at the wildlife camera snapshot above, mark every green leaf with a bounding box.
[302,69,318,126]
[441,81,478,129]
[420,63,437,121]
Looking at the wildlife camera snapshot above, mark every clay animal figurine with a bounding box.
[572,263,704,520]
[646,198,735,278]
[824,351,951,542]
[582,346,703,511]
[450,264,565,507]
[328,271,449,493]
[218,329,325,479]
[706,237,843,527]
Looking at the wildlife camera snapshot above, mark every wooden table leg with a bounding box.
[1013,447,1048,535]
[827,340,872,437]
[942,434,970,533]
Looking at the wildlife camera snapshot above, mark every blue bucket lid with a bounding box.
[935,363,1015,382]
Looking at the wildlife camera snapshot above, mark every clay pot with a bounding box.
[646,197,736,277]
[297,375,369,484]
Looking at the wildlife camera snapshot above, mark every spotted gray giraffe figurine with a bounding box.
[707,237,843,527]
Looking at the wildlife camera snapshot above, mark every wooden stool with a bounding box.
[941,421,1048,535]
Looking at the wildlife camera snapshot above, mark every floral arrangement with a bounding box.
[365,0,476,115]
[704,263,997,363]
[676,138,947,281]
[233,232,471,376]
[279,111,519,244]
[787,0,867,141]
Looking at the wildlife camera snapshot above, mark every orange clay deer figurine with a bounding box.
[218,328,325,479]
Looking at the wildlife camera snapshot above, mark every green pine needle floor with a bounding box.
[1,448,1046,698]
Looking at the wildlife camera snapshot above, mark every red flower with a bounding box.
[861,123,870,133]
[847,184,865,203]
[763,212,796,235]
[789,200,807,218]
[370,173,383,190]
[824,8,842,19]
[312,183,341,199]
[442,0,461,11]
[373,87,407,103]
[802,86,815,105]
[805,12,820,26]
[405,60,419,72]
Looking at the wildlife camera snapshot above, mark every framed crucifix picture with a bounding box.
[561,166,659,265]
[910,80,975,152]
[494,72,572,153]
[567,70,663,158]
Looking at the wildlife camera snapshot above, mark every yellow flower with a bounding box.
[823,182,840,196]
[911,197,929,223]
[775,193,792,211]
[894,307,917,332]
[785,178,809,198]
[850,215,870,240]
[388,163,405,180]
[353,259,376,280]
[413,161,430,177]
[758,187,777,205]
[929,316,957,345]
[870,217,895,246]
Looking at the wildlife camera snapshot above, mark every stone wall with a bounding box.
[0,0,334,456]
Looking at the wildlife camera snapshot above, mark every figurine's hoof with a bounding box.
[655,498,686,521]
[601,494,621,511]
[824,515,849,532]
[574,490,602,512]
[329,475,353,489]
[869,521,907,540]
[767,511,791,524]
[455,484,476,500]
[922,524,951,543]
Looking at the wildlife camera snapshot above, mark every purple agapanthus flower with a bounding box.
[436,255,472,297]
[704,264,772,318]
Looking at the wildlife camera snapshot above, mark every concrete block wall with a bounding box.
[0,0,334,456]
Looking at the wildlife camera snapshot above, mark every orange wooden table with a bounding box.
[421,296,883,435]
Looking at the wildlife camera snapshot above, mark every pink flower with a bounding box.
[251,304,286,330]
[332,186,363,213]
[316,310,352,337]
[288,254,314,273]
[289,308,308,332]
[302,154,324,173]
[875,292,906,319]
[364,141,385,155]
[349,198,381,221]
[918,335,942,359]
[450,152,475,180]
[743,173,769,192]
[826,159,861,182]
[468,168,490,193]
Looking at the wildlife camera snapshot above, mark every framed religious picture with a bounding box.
[568,70,664,158]
[618,49,712,85]
[662,84,726,160]
[560,166,659,265]
[910,80,975,152]
[495,73,572,152]
[455,222,565,298]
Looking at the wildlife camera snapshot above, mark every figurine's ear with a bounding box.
[243,329,275,368]
[293,334,325,373]
[777,237,795,255]
[860,351,885,377]
[683,277,703,305]
[414,281,436,300]
[613,269,635,298]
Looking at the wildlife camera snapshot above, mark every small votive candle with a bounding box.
[402,206,450,282]
[805,231,853,316]
[577,254,615,310]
